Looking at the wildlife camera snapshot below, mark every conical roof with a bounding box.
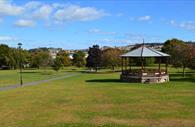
[121,46,170,57]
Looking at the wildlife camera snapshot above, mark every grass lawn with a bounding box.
[0,68,78,87]
[0,68,194,127]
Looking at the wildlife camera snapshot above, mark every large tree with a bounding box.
[10,48,30,69]
[102,48,122,70]
[56,50,71,67]
[72,51,86,67]
[162,39,194,76]
[187,44,195,69]
[86,45,102,71]
[0,44,12,69]
[31,50,52,69]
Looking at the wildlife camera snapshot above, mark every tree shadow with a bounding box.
[20,72,40,74]
[86,79,122,83]
[170,73,195,83]
[170,77,195,83]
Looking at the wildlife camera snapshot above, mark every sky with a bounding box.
[0,0,195,49]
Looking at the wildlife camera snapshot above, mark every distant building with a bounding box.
[67,50,88,60]
[49,48,62,59]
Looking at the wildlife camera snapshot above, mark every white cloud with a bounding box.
[24,1,42,10]
[116,13,123,17]
[54,5,108,22]
[0,1,108,27]
[123,33,165,43]
[179,21,195,31]
[101,38,131,43]
[168,20,195,31]
[170,20,176,25]
[0,35,17,41]
[88,28,101,33]
[14,19,35,27]
[52,3,65,9]
[138,15,151,21]
[0,0,24,16]
[32,4,53,19]
[88,28,117,35]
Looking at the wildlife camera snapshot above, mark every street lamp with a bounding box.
[18,43,23,86]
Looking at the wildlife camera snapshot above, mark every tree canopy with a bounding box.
[72,51,86,67]
[86,45,102,71]
[162,38,195,76]
[102,48,122,70]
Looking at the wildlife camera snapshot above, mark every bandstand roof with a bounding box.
[121,46,170,57]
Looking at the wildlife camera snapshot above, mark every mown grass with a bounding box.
[0,69,72,87]
[0,67,194,127]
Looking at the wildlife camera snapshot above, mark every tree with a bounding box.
[186,44,195,69]
[72,51,86,67]
[52,56,63,71]
[86,45,102,71]
[0,44,14,69]
[162,38,186,55]
[133,57,155,66]
[162,39,193,76]
[102,48,122,70]
[56,50,71,67]
[31,50,52,69]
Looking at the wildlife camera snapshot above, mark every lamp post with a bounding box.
[18,43,23,86]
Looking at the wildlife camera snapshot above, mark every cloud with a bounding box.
[14,19,35,27]
[168,20,195,31]
[52,3,65,9]
[129,15,152,22]
[179,21,195,31]
[96,38,131,43]
[0,35,17,41]
[54,5,108,22]
[24,1,42,10]
[138,15,151,21]
[169,20,176,25]
[0,0,24,16]
[88,28,117,35]
[116,13,123,17]
[0,1,109,27]
[32,4,53,19]
[123,33,165,43]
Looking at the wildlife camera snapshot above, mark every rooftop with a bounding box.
[121,46,170,57]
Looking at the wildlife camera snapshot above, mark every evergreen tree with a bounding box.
[86,45,102,71]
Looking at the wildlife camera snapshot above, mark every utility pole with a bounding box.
[18,43,23,86]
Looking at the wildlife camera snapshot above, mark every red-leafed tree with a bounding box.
[188,44,195,69]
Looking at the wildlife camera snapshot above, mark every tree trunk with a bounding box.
[95,67,98,72]
[182,66,185,77]
[111,65,115,71]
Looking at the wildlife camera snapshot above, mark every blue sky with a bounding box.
[0,0,195,49]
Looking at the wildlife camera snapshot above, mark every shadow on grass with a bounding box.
[86,79,122,83]
[20,72,40,74]
[170,77,195,83]
[170,73,195,83]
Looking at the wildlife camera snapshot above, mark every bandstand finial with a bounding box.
[143,38,145,46]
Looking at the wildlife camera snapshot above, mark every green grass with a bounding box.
[0,67,194,127]
[0,69,72,87]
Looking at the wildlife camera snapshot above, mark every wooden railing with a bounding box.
[122,69,167,77]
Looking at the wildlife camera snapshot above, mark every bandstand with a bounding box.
[120,46,170,83]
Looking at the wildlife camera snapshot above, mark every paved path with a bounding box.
[0,73,80,92]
